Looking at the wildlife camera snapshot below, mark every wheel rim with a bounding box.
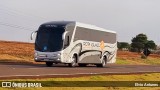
[102,60,105,66]
[102,57,106,66]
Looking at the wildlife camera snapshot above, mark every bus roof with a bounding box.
[42,21,75,26]
[41,21,116,33]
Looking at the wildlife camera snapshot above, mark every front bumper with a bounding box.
[35,57,61,63]
[34,51,61,63]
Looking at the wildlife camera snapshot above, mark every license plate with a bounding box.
[44,59,49,61]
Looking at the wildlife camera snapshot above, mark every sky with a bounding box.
[0,0,160,45]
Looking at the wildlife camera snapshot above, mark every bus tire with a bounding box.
[96,56,106,67]
[46,62,53,67]
[69,55,77,67]
[78,64,87,67]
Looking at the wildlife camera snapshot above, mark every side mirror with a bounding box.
[62,31,69,40]
[31,31,37,40]
[63,31,70,48]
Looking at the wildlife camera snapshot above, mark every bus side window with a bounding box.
[67,36,70,46]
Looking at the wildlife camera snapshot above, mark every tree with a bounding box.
[118,42,130,50]
[131,33,148,52]
[131,33,157,53]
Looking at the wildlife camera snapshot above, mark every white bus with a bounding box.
[31,21,117,67]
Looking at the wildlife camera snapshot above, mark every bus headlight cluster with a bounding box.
[57,53,61,60]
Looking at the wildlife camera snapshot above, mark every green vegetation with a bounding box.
[117,42,130,50]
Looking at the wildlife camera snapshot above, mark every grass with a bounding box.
[116,57,131,65]
[0,73,160,90]
[116,51,160,65]
[143,58,160,65]
[116,57,160,65]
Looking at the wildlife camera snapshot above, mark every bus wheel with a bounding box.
[69,55,77,67]
[46,62,53,67]
[96,56,106,67]
[78,64,87,67]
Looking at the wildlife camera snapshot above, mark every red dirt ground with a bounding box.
[0,41,34,58]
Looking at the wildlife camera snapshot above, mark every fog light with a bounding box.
[57,58,60,60]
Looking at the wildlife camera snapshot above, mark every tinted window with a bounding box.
[74,27,116,44]
[35,26,65,52]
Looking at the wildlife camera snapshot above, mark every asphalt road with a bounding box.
[0,63,160,79]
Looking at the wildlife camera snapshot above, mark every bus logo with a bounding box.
[100,40,105,50]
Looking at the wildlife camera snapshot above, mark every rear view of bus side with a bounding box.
[31,21,117,67]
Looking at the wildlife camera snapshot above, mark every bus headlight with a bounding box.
[57,53,61,56]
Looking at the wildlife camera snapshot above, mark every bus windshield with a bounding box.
[35,26,65,52]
